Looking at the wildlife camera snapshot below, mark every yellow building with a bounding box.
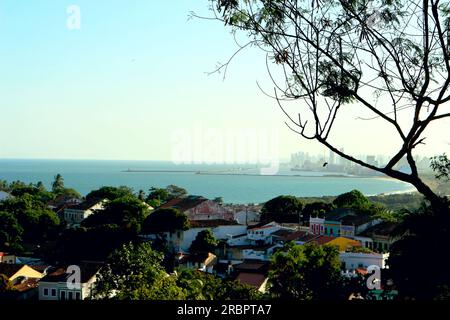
[326,237,362,252]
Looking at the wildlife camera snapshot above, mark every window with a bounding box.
[43,288,49,296]
[68,292,74,300]
[60,291,66,301]
[75,292,81,300]
[51,289,57,297]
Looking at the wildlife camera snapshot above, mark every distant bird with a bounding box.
[323,162,328,167]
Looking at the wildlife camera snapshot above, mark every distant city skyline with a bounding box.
[0,1,448,162]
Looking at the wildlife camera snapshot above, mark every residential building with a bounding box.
[359,221,400,252]
[160,195,234,221]
[236,272,268,293]
[310,217,325,235]
[178,252,217,274]
[143,219,247,253]
[38,263,101,301]
[234,209,261,225]
[0,252,16,264]
[0,264,44,283]
[63,198,106,226]
[309,208,382,237]
[247,222,282,244]
[340,252,389,271]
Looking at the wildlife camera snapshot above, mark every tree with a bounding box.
[94,241,185,300]
[204,0,449,210]
[47,224,135,264]
[189,229,218,253]
[269,242,343,300]
[0,194,60,243]
[82,196,150,233]
[177,269,221,300]
[261,195,304,223]
[176,269,262,300]
[302,201,335,220]
[213,197,224,205]
[0,211,23,250]
[0,180,8,192]
[166,185,188,199]
[146,187,170,207]
[57,187,82,199]
[333,190,370,209]
[142,208,190,234]
[51,174,64,193]
[430,153,450,181]
[86,186,134,201]
[388,199,450,300]
[217,280,263,300]
[137,189,146,201]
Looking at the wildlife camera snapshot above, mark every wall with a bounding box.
[234,210,260,225]
[339,252,389,270]
[172,225,248,253]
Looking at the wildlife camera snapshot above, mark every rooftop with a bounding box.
[180,252,217,265]
[66,198,105,211]
[325,208,357,221]
[189,219,239,228]
[40,263,102,283]
[234,260,268,272]
[359,221,400,237]
[13,278,40,293]
[160,195,208,212]
[236,272,267,289]
[307,235,335,246]
[0,264,24,278]
[340,214,373,226]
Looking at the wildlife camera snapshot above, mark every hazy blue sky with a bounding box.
[0,0,448,162]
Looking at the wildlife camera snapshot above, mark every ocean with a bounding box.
[0,159,414,204]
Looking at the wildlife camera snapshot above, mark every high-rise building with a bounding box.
[329,150,335,165]
[366,155,376,166]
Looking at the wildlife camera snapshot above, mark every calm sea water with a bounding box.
[0,159,413,204]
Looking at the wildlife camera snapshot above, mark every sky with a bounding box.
[0,0,448,163]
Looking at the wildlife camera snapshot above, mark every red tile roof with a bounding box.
[236,272,267,289]
[14,278,40,292]
[356,268,368,275]
[160,196,208,212]
[307,235,335,245]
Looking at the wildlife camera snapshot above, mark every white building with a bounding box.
[178,252,217,274]
[63,198,106,226]
[339,252,389,271]
[247,222,282,243]
[234,210,261,225]
[242,244,283,261]
[150,220,248,253]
